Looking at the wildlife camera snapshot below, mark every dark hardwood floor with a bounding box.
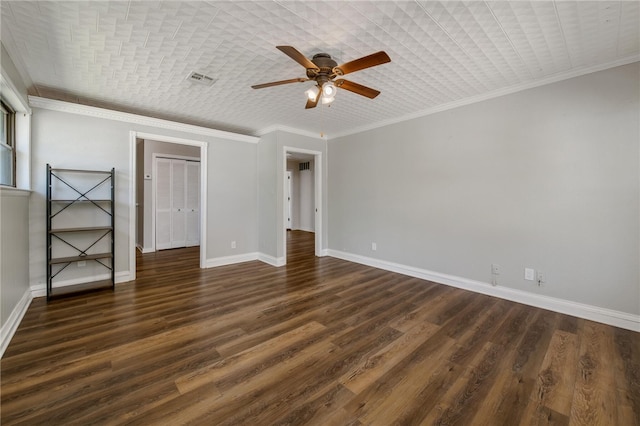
[2,230,638,425]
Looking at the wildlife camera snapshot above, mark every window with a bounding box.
[0,100,15,186]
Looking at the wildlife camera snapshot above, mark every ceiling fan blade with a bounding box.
[276,46,319,70]
[334,51,391,75]
[305,97,319,109]
[251,78,308,89]
[335,79,380,99]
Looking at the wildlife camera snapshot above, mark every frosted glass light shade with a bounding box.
[305,85,319,101]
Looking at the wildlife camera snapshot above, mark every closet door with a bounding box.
[155,158,172,250]
[170,159,187,248]
[155,157,200,251]
[185,161,200,247]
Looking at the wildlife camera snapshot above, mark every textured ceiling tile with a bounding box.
[2,0,638,137]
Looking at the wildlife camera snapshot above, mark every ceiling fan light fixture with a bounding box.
[321,95,335,105]
[305,85,320,102]
[322,81,336,98]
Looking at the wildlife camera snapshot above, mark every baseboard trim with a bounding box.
[1,288,33,358]
[136,245,154,254]
[205,252,259,268]
[30,271,134,298]
[258,253,285,267]
[327,249,640,332]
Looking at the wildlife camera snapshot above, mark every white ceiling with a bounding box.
[2,1,638,138]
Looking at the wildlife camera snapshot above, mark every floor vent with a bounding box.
[186,71,215,86]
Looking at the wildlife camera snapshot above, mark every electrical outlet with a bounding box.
[491,264,500,275]
[77,261,86,267]
[371,242,377,251]
[525,268,535,281]
[537,271,545,285]
[231,241,236,249]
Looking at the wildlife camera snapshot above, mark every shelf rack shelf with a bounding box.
[46,164,115,299]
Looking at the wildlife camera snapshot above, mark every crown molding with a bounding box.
[329,55,640,140]
[0,74,31,114]
[255,124,326,140]
[28,96,259,144]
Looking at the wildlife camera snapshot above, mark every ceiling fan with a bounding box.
[252,46,391,109]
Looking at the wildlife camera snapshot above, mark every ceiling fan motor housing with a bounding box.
[308,53,340,83]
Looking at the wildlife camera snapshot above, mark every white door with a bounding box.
[186,161,200,247]
[171,159,187,248]
[155,158,172,250]
[155,157,200,250]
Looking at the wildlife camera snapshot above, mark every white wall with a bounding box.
[29,106,258,291]
[328,62,640,319]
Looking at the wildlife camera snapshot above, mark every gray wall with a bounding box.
[0,43,31,333]
[258,130,327,261]
[0,189,30,327]
[29,108,258,288]
[328,62,640,315]
[257,132,278,258]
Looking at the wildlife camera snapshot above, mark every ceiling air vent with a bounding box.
[187,71,215,86]
[299,162,310,171]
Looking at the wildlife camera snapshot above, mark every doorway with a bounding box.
[282,147,323,264]
[129,131,208,281]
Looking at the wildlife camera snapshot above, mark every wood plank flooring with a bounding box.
[2,231,639,425]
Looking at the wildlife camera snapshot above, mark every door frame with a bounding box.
[129,131,208,279]
[152,154,200,251]
[282,146,323,262]
[286,170,293,230]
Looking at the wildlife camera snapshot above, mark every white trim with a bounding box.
[199,145,208,269]
[282,147,323,263]
[30,271,133,298]
[258,253,286,267]
[256,125,326,140]
[14,112,31,190]
[205,252,259,268]
[0,73,30,114]
[327,249,640,332]
[29,96,259,144]
[136,244,154,254]
[329,55,640,140]
[130,131,208,271]
[129,132,137,280]
[115,270,134,284]
[0,288,32,358]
